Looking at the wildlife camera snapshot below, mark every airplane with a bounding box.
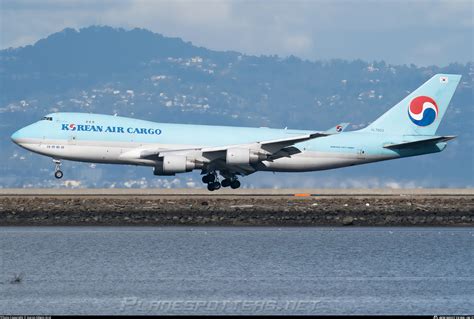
[11,74,461,191]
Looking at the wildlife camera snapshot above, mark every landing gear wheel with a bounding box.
[202,174,216,184]
[54,170,63,179]
[53,159,63,179]
[207,182,221,191]
[211,182,221,190]
[221,178,231,187]
[230,180,241,189]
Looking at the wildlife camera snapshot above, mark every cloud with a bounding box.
[1,0,472,65]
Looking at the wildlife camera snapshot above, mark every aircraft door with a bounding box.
[68,133,77,145]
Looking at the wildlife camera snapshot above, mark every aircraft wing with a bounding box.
[127,131,331,176]
[200,131,329,155]
[198,132,331,175]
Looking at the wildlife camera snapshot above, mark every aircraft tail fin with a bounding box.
[324,122,350,134]
[361,74,461,135]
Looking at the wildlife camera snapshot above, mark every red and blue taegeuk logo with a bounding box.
[408,96,438,126]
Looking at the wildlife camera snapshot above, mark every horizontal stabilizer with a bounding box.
[383,136,456,149]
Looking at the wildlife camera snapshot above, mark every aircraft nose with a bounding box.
[11,129,23,144]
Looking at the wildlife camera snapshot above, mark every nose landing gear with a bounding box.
[53,159,63,179]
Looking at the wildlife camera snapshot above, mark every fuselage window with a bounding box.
[42,116,53,121]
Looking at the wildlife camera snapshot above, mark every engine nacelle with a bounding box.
[226,148,266,165]
[153,155,196,176]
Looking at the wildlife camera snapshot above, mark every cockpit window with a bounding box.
[42,116,53,121]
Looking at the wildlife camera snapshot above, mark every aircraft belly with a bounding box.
[59,145,155,166]
[259,152,370,172]
[16,138,394,173]
[17,140,155,166]
[61,145,121,162]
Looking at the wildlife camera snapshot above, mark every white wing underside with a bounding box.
[125,131,331,176]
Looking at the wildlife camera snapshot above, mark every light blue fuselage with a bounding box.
[11,112,445,173]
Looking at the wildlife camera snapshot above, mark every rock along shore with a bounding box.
[0,189,473,226]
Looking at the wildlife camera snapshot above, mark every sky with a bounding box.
[0,0,473,66]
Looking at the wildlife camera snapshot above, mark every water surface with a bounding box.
[1,227,473,314]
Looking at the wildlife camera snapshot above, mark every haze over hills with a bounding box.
[1,26,473,188]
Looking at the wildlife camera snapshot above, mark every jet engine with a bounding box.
[226,148,267,165]
[153,155,196,175]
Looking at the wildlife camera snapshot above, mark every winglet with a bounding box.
[324,123,350,134]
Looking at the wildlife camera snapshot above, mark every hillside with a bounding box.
[1,26,473,188]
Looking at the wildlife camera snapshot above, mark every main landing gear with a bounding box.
[53,159,63,179]
[221,178,241,189]
[202,172,241,191]
[202,173,221,191]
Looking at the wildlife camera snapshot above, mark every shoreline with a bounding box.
[1,189,473,226]
[1,188,473,196]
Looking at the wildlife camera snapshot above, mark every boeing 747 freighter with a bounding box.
[11,74,461,190]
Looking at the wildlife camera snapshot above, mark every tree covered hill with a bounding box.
[1,26,472,188]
